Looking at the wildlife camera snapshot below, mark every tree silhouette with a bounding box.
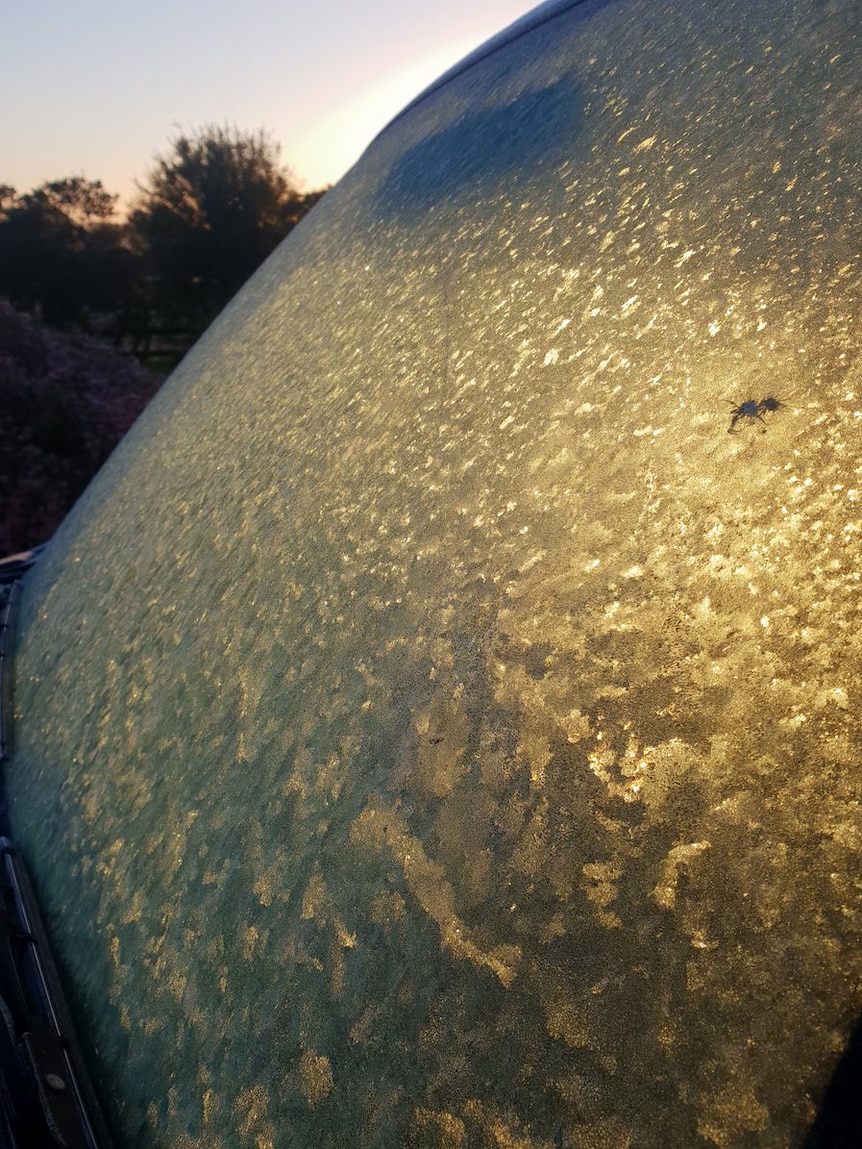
[0,178,135,329]
[0,132,326,365]
[130,125,323,338]
[25,177,117,227]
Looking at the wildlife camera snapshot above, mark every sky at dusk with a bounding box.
[1,0,539,206]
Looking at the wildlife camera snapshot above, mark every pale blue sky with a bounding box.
[1,0,537,205]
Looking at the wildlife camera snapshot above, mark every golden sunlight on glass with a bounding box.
[7,0,862,1146]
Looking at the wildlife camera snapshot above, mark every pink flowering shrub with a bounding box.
[0,301,163,554]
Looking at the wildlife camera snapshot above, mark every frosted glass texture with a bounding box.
[9,0,862,1145]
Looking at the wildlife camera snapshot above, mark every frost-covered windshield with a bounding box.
[8,0,862,1145]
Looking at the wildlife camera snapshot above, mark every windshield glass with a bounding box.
[8,0,862,1145]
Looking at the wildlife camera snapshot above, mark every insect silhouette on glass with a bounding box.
[757,395,785,415]
[726,395,785,433]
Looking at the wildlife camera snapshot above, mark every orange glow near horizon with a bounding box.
[284,35,482,190]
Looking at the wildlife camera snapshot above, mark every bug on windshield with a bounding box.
[726,398,766,433]
[726,395,786,433]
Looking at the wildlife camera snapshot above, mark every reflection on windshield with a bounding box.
[377,75,584,214]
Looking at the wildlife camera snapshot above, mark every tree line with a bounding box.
[0,126,326,369]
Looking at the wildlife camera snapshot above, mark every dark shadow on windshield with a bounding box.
[805,1010,862,1147]
[375,74,584,219]
[388,0,620,131]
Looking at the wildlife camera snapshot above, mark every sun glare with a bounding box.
[285,35,481,188]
